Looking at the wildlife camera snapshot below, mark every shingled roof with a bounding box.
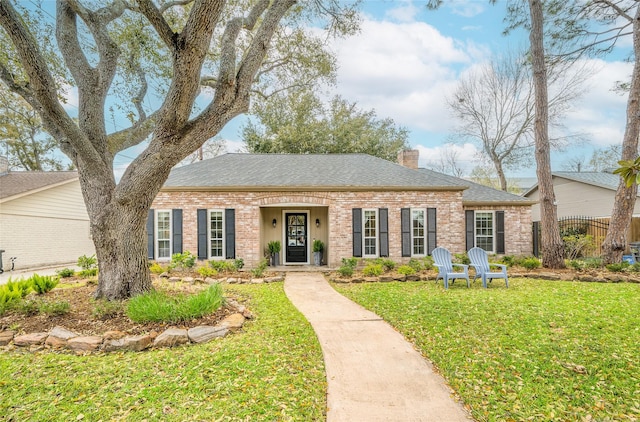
[0,171,78,201]
[418,169,534,206]
[522,171,639,197]
[163,153,467,191]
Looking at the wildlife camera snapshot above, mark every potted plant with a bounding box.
[313,239,324,266]
[267,240,281,267]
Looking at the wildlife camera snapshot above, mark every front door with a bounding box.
[286,213,307,263]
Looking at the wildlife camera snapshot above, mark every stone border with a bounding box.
[0,298,253,354]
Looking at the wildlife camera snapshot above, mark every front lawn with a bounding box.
[333,278,640,421]
[0,283,326,421]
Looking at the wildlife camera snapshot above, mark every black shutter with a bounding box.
[379,208,389,257]
[496,211,505,254]
[352,208,362,257]
[465,210,475,251]
[146,209,155,260]
[197,209,207,260]
[427,208,437,255]
[401,208,411,257]
[225,209,235,259]
[172,209,183,254]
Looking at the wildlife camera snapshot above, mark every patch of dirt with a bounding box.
[0,278,240,336]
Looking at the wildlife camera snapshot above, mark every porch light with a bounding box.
[272,218,277,228]
[315,218,320,228]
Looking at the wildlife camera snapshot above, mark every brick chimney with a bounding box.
[397,149,419,170]
[0,156,8,176]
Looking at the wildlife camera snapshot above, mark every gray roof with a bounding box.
[0,171,78,200]
[163,153,466,191]
[523,171,637,197]
[418,169,534,205]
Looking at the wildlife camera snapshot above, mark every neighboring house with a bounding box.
[150,151,534,268]
[523,171,640,220]
[0,157,95,270]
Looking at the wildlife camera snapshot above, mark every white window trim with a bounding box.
[362,208,379,258]
[155,209,172,261]
[208,209,225,260]
[411,208,427,257]
[475,211,495,254]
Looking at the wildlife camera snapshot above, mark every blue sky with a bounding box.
[211,0,632,178]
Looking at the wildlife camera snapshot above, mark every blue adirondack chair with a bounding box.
[432,247,469,289]
[468,247,509,288]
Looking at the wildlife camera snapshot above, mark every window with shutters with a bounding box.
[363,209,378,257]
[209,210,225,259]
[155,210,172,260]
[475,211,494,252]
[412,209,426,256]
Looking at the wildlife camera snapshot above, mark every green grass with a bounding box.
[0,283,326,421]
[333,278,640,421]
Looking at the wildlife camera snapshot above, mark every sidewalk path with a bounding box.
[284,272,472,422]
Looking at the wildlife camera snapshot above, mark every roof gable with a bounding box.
[522,172,638,197]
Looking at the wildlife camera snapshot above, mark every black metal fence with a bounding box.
[532,216,610,258]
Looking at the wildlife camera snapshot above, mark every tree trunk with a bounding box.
[602,6,640,264]
[529,0,565,269]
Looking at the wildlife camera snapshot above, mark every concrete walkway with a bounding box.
[284,272,472,422]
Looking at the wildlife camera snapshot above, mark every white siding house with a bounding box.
[0,158,95,270]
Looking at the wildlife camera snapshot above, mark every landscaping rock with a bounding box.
[102,334,153,352]
[13,332,48,347]
[153,328,189,348]
[379,276,394,282]
[265,276,284,283]
[183,277,195,283]
[220,313,245,331]
[45,326,79,348]
[250,278,264,284]
[364,277,378,283]
[68,336,103,352]
[103,330,126,340]
[160,272,170,278]
[188,325,228,344]
[0,330,15,346]
[194,277,205,284]
[392,275,406,281]
[169,276,182,282]
[227,277,239,284]
[406,275,420,281]
[204,277,217,284]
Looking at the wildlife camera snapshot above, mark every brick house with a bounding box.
[149,151,533,267]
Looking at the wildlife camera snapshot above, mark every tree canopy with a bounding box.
[242,90,408,162]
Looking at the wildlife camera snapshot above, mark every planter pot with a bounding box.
[271,252,279,267]
[313,251,323,266]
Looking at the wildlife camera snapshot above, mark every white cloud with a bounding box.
[563,59,631,147]
[447,0,485,18]
[330,18,480,134]
[385,1,420,23]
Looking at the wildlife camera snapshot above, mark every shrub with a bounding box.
[170,251,197,270]
[92,299,124,320]
[454,253,470,265]
[501,255,516,267]
[80,268,98,277]
[582,257,603,269]
[149,262,166,274]
[127,284,225,323]
[341,257,358,269]
[13,299,38,316]
[563,234,596,260]
[56,268,76,278]
[312,239,324,253]
[407,258,423,272]
[396,265,416,276]
[4,278,32,298]
[520,257,541,270]
[233,258,245,270]
[197,266,218,278]
[28,274,59,294]
[251,258,268,278]
[379,258,395,272]
[422,256,434,271]
[267,241,281,254]
[567,259,584,271]
[210,260,236,273]
[362,263,384,277]
[39,300,70,316]
[0,288,23,314]
[78,254,98,271]
[337,264,354,277]
[606,262,629,273]
[630,262,640,273]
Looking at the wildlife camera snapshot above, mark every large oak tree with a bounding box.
[0,0,356,299]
